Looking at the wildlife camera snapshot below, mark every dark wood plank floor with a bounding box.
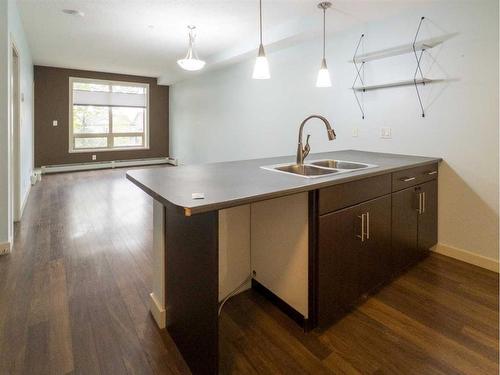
[0,168,498,375]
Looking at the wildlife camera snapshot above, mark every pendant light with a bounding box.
[316,2,332,87]
[252,0,270,79]
[177,25,206,71]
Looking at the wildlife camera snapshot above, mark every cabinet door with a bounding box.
[392,186,419,272]
[318,206,360,325]
[317,195,391,326]
[418,180,438,253]
[358,195,392,295]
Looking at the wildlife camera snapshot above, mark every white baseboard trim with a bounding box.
[41,157,176,174]
[149,292,166,329]
[432,243,499,273]
[0,242,12,255]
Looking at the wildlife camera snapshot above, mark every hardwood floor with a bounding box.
[0,168,498,374]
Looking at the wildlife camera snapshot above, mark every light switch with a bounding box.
[52,120,58,127]
[352,127,359,137]
[380,127,392,139]
[92,155,96,161]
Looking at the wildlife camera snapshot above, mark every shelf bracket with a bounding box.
[352,34,366,119]
[413,16,427,117]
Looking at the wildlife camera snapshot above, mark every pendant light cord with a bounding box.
[187,26,195,52]
[259,0,263,45]
[322,7,326,59]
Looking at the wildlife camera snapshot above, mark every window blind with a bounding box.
[73,90,147,108]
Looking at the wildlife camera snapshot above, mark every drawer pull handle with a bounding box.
[426,171,437,175]
[401,177,416,182]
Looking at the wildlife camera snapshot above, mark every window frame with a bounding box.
[68,77,150,153]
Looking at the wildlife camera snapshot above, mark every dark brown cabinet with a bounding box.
[318,203,359,324]
[314,164,438,328]
[317,195,391,327]
[391,179,438,272]
[392,186,420,270]
[418,180,438,253]
[358,196,392,293]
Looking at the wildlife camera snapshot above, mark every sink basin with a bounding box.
[261,163,340,178]
[261,160,377,178]
[273,164,339,177]
[310,159,371,170]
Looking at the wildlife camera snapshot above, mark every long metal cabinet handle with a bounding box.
[426,171,437,175]
[401,177,416,182]
[422,192,426,214]
[357,214,365,242]
[417,192,422,214]
[366,212,370,240]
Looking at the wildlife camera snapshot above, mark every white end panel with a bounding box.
[218,205,251,302]
[250,193,309,318]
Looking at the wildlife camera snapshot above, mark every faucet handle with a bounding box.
[303,134,311,159]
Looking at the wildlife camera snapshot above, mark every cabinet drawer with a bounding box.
[392,163,438,192]
[319,174,391,215]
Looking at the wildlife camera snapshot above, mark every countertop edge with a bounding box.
[126,172,183,213]
[127,157,442,216]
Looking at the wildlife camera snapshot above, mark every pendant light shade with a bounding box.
[177,26,206,71]
[253,44,270,79]
[316,2,332,87]
[316,58,332,87]
[253,0,270,79]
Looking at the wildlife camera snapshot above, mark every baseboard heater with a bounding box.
[40,157,177,174]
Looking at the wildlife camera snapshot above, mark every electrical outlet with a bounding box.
[380,127,392,139]
[352,127,359,137]
[92,154,97,161]
[52,120,58,127]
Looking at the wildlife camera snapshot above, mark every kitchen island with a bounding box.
[127,149,441,375]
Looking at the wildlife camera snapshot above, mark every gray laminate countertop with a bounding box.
[126,150,441,216]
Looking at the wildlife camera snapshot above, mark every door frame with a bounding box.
[10,40,21,224]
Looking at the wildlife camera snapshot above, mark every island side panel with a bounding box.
[308,190,319,329]
[165,203,219,375]
[250,193,309,321]
[219,205,252,301]
[150,200,166,328]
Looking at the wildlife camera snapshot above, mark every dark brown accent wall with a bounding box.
[34,65,169,167]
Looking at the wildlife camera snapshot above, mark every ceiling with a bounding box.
[17,0,425,85]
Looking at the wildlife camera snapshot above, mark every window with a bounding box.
[69,77,149,152]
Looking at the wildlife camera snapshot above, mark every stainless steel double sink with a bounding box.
[261,159,377,178]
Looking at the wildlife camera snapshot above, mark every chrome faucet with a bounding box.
[296,115,336,165]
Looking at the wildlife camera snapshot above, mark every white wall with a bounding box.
[170,1,499,262]
[9,0,34,213]
[0,1,8,246]
[0,0,34,247]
